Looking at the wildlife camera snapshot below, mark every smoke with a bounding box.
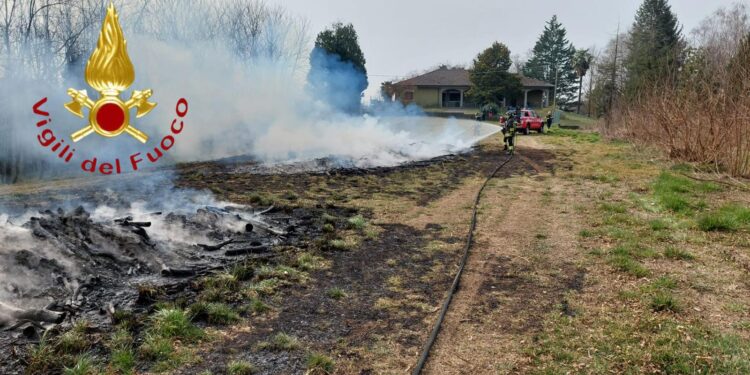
[0,0,499,182]
[307,46,368,114]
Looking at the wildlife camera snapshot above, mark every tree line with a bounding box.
[468,14,593,111]
[590,0,750,177]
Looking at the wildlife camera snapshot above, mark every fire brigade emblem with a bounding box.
[64,3,155,143]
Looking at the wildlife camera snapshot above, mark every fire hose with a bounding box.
[411,151,515,375]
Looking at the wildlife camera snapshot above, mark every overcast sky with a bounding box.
[265,0,745,100]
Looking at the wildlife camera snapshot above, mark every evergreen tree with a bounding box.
[468,42,522,106]
[523,15,577,105]
[307,23,368,113]
[624,0,683,97]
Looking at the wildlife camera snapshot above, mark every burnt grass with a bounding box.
[0,143,555,374]
[170,145,555,374]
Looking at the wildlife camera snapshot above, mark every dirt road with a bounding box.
[422,136,585,374]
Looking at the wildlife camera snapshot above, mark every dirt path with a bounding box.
[423,136,585,374]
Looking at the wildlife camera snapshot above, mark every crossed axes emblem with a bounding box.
[65,89,156,143]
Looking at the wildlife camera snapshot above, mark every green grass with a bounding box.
[296,252,328,271]
[306,353,335,374]
[650,291,680,312]
[548,127,601,143]
[245,278,284,296]
[328,239,352,251]
[63,355,95,375]
[257,333,300,351]
[326,287,347,300]
[57,320,90,354]
[256,264,306,282]
[189,302,241,325]
[698,204,750,232]
[227,360,255,375]
[663,247,695,260]
[138,334,174,361]
[599,202,627,214]
[148,308,203,341]
[649,219,669,231]
[202,272,240,292]
[652,172,721,214]
[111,348,136,374]
[608,253,649,278]
[231,263,255,281]
[247,297,271,314]
[347,215,367,230]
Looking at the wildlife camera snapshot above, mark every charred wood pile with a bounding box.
[0,201,317,372]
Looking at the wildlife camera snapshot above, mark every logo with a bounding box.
[31,2,189,176]
[65,3,155,144]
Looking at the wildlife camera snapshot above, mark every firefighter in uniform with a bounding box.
[501,112,517,155]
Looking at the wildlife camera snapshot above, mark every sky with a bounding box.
[265,0,745,101]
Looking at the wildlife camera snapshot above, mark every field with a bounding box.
[6,121,750,374]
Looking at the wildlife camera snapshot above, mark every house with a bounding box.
[390,67,554,109]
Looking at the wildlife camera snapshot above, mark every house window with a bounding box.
[403,91,414,101]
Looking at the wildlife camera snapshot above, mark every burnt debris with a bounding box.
[0,201,317,371]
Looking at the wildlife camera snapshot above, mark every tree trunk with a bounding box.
[577,75,583,114]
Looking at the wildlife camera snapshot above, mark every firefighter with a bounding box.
[545,111,553,129]
[502,111,517,155]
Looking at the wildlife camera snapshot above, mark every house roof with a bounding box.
[393,67,554,89]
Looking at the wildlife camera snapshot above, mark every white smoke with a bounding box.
[129,37,499,167]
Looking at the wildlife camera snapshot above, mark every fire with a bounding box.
[85,3,135,95]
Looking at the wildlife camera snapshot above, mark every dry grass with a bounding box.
[607,41,750,177]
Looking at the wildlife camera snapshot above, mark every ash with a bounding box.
[0,174,315,372]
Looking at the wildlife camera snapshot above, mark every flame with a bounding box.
[85,3,134,94]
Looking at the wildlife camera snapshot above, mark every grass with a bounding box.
[652,172,720,214]
[608,254,649,277]
[189,302,241,325]
[326,287,347,300]
[111,348,136,374]
[244,278,284,296]
[227,360,255,375]
[256,264,306,282]
[63,355,95,375]
[247,297,271,314]
[57,320,90,354]
[663,246,694,260]
[257,333,300,351]
[306,353,335,374]
[296,252,329,271]
[698,204,750,232]
[347,215,367,230]
[599,202,627,214]
[328,239,353,251]
[149,308,203,340]
[548,127,600,143]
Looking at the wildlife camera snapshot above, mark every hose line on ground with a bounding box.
[411,153,515,375]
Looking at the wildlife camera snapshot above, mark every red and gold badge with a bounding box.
[64,3,155,143]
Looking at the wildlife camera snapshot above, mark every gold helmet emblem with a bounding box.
[64,2,155,143]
